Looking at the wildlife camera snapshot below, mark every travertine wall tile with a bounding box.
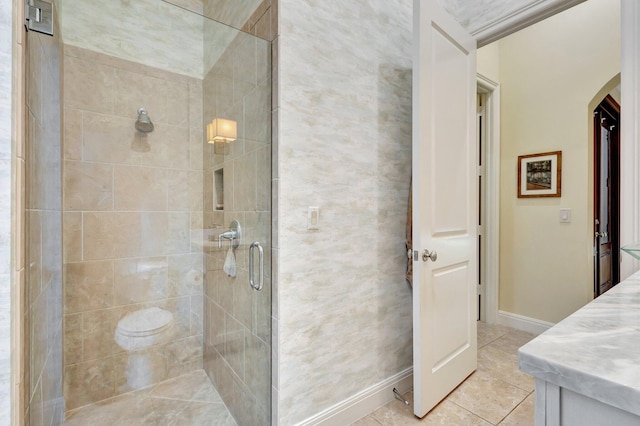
[82,113,142,165]
[64,261,114,314]
[62,212,82,263]
[82,212,142,260]
[113,257,169,305]
[81,309,119,361]
[141,212,191,256]
[168,253,203,297]
[23,11,65,424]
[113,166,167,212]
[62,46,204,411]
[64,358,115,410]
[63,108,83,161]
[63,55,116,115]
[64,314,83,365]
[63,161,113,211]
[141,125,190,169]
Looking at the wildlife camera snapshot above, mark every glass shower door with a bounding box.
[202,18,272,426]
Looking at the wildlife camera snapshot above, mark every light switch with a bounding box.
[307,206,320,230]
[559,208,571,223]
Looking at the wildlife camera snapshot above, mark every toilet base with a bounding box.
[125,349,166,389]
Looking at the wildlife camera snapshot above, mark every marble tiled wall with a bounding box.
[24,7,65,425]
[61,46,205,411]
[202,29,272,426]
[275,0,413,424]
[0,0,12,421]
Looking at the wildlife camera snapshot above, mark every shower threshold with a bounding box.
[63,370,236,425]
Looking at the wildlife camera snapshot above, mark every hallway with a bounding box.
[354,323,535,425]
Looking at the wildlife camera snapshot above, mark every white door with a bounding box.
[412,0,478,418]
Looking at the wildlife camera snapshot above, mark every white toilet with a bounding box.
[114,307,174,389]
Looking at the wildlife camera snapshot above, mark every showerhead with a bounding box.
[135,108,154,133]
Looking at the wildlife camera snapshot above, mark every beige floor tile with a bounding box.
[64,390,152,425]
[477,322,511,348]
[490,330,536,355]
[368,391,421,425]
[144,397,188,424]
[178,402,237,425]
[63,369,236,425]
[447,371,530,424]
[422,400,493,426]
[350,323,535,426]
[369,404,423,425]
[352,414,384,425]
[478,345,535,392]
[368,398,492,426]
[149,369,222,403]
[499,393,535,426]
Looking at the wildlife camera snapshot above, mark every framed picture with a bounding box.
[517,151,562,198]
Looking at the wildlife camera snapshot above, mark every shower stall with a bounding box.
[23,0,273,424]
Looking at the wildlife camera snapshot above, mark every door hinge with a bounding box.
[25,0,54,36]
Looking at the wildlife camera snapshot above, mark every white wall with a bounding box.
[477,41,500,82]
[495,0,620,323]
[275,0,413,423]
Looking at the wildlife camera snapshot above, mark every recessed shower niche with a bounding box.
[214,168,224,210]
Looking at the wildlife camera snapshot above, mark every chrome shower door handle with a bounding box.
[249,241,264,291]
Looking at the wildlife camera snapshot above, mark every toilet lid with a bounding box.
[116,307,174,337]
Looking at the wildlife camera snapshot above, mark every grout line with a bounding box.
[448,400,496,425]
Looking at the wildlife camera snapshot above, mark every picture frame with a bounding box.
[517,151,562,198]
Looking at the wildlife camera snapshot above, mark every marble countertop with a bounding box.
[518,270,640,416]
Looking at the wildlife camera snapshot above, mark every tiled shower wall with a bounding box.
[61,45,205,411]
[202,27,272,426]
[24,9,65,425]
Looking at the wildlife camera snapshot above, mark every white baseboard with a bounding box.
[497,310,554,335]
[296,368,413,426]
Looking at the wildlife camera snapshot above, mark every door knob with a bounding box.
[422,249,437,262]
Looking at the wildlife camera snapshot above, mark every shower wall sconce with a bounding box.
[207,118,237,144]
[207,118,237,155]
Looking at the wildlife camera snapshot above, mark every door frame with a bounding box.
[477,75,500,325]
[620,0,640,279]
[593,94,621,297]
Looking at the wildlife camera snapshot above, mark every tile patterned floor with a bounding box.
[62,370,237,426]
[352,322,536,426]
[62,323,533,425]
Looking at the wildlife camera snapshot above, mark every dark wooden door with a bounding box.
[594,95,620,297]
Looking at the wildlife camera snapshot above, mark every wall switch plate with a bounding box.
[307,206,320,230]
[559,208,571,223]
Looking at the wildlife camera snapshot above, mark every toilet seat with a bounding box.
[115,307,174,351]
[117,307,173,337]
